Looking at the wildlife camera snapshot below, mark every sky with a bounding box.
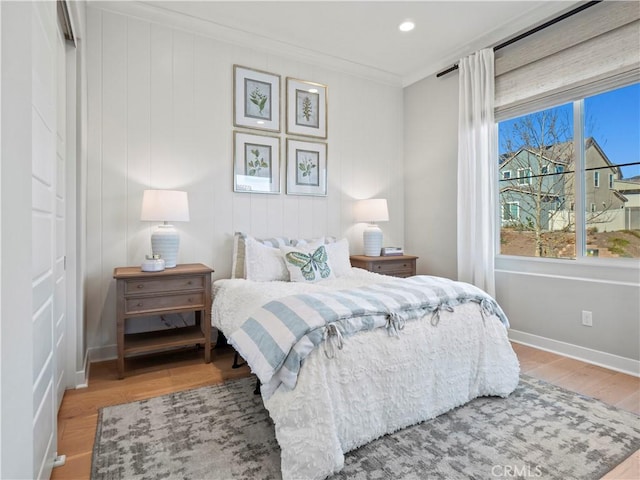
[499,83,640,179]
[585,83,640,179]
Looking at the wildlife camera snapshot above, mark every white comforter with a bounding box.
[212,269,520,480]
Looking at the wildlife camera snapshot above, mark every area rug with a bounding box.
[91,375,640,480]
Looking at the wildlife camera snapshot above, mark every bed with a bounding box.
[212,234,520,480]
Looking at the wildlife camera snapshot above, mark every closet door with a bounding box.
[31,1,68,477]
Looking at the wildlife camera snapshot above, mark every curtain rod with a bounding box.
[435,0,602,78]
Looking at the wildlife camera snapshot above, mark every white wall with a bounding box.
[85,7,404,359]
[404,72,640,371]
[404,73,459,279]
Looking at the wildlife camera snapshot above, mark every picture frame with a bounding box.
[234,65,281,132]
[234,131,281,194]
[286,139,327,196]
[286,78,327,138]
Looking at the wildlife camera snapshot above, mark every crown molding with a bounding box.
[90,1,403,87]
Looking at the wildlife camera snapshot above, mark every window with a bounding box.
[502,202,519,221]
[517,168,532,185]
[502,171,511,180]
[499,83,639,259]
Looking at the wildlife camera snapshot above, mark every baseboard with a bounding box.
[88,344,118,364]
[74,350,90,389]
[509,329,640,377]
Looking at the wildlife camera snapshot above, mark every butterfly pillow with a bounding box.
[280,244,336,283]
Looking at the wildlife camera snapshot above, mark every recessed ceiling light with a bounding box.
[399,21,415,32]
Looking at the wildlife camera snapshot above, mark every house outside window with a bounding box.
[502,171,511,180]
[498,83,639,259]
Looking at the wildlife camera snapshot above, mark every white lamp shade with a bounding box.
[354,198,389,223]
[141,190,190,222]
[141,190,189,268]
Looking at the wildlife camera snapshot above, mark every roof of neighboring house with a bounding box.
[614,177,640,195]
[500,137,624,176]
[499,185,561,200]
[499,146,568,169]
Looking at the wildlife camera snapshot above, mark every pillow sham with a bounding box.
[280,244,335,283]
[231,232,290,279]
[244,236,290,282]
[231,232,336,279]
[324,238,352,277]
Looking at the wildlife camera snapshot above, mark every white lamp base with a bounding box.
[151,224,180,268]
[363,224,383,256]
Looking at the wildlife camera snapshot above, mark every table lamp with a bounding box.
[141,189,190,268]
[354,198,389,256]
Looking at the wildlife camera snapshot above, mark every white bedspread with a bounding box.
[212,269,520,480]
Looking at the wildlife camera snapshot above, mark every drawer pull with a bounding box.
[187,281,192,285]
[403,264,408,267]
[137,284,144,289]
[136,302,143,307]
[377,265,381,269]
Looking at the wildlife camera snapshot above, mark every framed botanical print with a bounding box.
[286,78,327,138]
[286,139,327,196]
[234,65,281,132]
[234,131,281,194]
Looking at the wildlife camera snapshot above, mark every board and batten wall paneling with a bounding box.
[84,7,403,358]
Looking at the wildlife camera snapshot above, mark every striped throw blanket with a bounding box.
[229,275,509,399]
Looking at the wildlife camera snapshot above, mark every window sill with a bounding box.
[495,254,640,285]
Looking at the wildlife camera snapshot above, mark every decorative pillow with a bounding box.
[280,244,335,283]
[231,232,290,279]
[290,236,337,247]
[244,236,290,282]
[324,238,351,277]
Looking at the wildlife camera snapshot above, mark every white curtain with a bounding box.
[457,49,497,297]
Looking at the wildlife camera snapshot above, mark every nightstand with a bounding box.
[113,263,214,378]
[349,255,418,278]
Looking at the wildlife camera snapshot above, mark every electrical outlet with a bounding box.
[581,310,593,327]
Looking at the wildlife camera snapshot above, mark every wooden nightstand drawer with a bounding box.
[124,275,204,295]
[372,261,414,277]
[350,255,418,278]
[124,292,205,315]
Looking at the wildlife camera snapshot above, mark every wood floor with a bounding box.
[51,342,639,480]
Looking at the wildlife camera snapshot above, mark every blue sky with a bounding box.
[585,83,640,179]
[499,83,640,179]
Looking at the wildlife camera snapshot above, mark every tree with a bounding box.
[500,108,574,257]
[499,108,624,257]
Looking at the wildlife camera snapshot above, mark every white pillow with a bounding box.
[324,238,352,277]
[280,244,335,283]
[245,236,290,282]
[231,232,290,279]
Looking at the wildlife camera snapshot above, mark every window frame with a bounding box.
[517,168,532,185]
[496,89,638,268]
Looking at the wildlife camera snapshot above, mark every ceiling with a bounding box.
[133,1,580,86]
